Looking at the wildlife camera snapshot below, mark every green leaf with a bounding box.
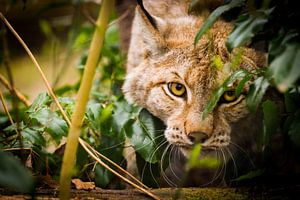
[186,143,202,170]
[94,135,125,188]
[268,30,298,63]
[246,76,269,112]
[94,164,113,188]
[203,69,249,119]
[268,43,300,93]
[202,87,226,120]
[212,55,224,70]
[234,169,264,182]
[30,108,68,143]
[86,102,114,136]
[21,127,46,146]
[262,100,279,148]
[124,109,165,163]
[112,99,140,134]
[194,0,245,45]
[0,151,34,193]
[27,92,51,113]
[186,144,219,170]
[235,73,253,96]
[227,8,273,52]
[135,152,162,187]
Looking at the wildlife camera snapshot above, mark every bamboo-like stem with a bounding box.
[0,89,14,125]
[0,73,30,107]
[78,139,161,200]
[59,1,114,199]
[0,9,160,200]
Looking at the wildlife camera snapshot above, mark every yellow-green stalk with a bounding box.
[59,1,114,199]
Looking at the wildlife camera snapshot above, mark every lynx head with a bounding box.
[123,3,266,157]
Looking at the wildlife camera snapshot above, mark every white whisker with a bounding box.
[225,146,238,177]
[229,141,255,169]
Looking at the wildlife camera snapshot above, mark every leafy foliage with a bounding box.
[226,8,273,52]
[194,0,245,45]
[202,69,250,119]
[186,144,219,170]
[0,10,167,190]
[1,0,300,192]
[197,0,300,182]
[0,151,34,193]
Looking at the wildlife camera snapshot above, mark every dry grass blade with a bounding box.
[79,138,161,200]
[79,138,150,190]
[0,89,14,125]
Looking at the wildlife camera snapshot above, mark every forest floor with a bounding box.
[1,185,300,200]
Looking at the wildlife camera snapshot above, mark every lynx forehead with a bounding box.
[123,2,265,157]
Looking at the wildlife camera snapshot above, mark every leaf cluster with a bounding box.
[195,0,300,181]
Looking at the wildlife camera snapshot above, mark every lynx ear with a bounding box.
[135,2,167,55]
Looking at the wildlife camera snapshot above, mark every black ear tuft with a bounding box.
[136,0,157,29]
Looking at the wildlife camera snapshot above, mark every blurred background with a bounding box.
[0,0,106,101]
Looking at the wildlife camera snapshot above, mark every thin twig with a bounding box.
[0,12,71,126]
[0,73,30,106]
[80,138,150,190]
[79,138,161,200]
[1,22,24,157]
[0,11,160,200]
[0,89,14,125]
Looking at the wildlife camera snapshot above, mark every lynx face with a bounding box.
[123,4,265,158]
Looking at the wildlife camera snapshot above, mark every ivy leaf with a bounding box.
[0,151,34,193]
[30,108,68,144]
[268,43,300,93]
[262,100,279,149]
[246,76,269,112]
[124,109,165,163]
[94,164,113,188]
[194,0,245,45]
[227,8,273,52]
[27,92,51,113]
[94,134,125,188]
[112,99,140,134]
[86,102,113,135]
[203,69,249,119]
[21,127,46,146]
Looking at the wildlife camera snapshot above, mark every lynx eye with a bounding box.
[168,82,186,97]
[222,90,237,102]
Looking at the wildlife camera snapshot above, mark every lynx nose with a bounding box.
[188,132,209,144]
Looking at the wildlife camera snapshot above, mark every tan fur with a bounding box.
[123,1,266,158]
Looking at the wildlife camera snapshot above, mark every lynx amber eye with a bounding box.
[223,90,237,102]
[168,82,186,97]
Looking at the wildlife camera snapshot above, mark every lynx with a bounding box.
[122,0,266,186]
